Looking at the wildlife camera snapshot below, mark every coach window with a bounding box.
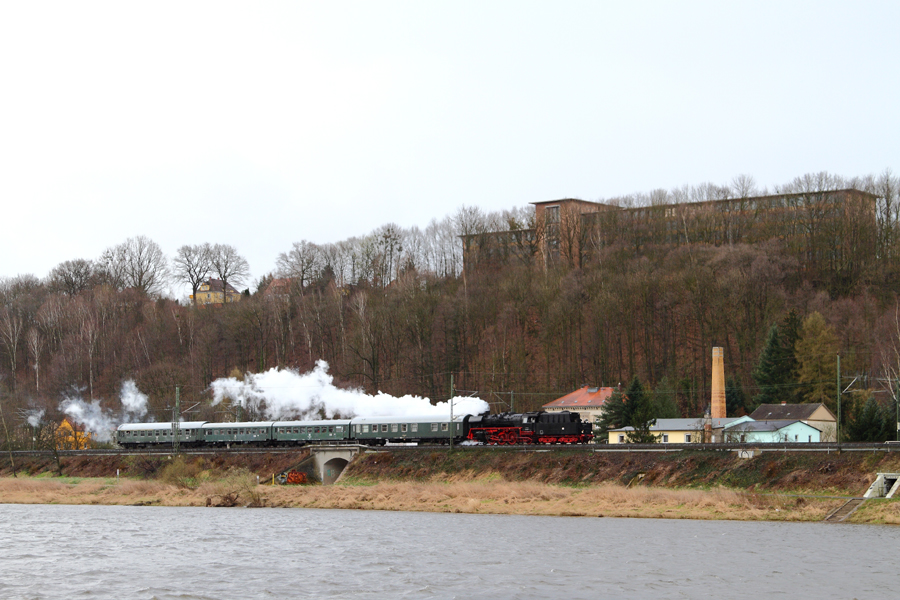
[363,425,369,433]
[391,424,398,433]
[329,427,334,433]
[401,424,408,433]
[379,424,386,432]
[431,423,438,432]
[441,423,448,432]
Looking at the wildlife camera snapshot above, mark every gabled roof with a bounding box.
[610,417,746,432]
[203,278,240,294]
[749,403,835,422]
[543,386,614,409]
[725,419,818,432]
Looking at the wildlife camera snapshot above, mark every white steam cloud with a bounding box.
[209,360,490,420]
[59,379,151,442]
[25,409,44,428]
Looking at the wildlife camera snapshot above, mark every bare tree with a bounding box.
[210,243,250,302]
[25,328,43,392]
[47,259,95,295]
[99,236,169,295]
[173,243,213,305]
[276,241,321,288]
[0,305,24,390]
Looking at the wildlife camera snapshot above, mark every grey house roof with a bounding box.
[749,403,834,421]
[725,419,801,432]
[610,417,743,432]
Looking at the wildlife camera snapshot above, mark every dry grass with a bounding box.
[0,476,844,521]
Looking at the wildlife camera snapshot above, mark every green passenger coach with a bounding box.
[351,416,466,445]
[201,422,274,446]
[273,420,353,445]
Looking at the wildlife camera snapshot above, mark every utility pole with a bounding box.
[449,375,455,451]
[896,376,900,443]
[173,386,181,456]
[836,354,841,449]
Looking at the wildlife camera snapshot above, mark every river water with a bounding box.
[0,504,896,599]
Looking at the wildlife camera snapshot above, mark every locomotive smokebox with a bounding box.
[711,347,726,419]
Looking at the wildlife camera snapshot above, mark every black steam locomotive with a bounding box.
[465,411,593,445]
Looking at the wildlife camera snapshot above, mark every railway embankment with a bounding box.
[2,448,900,523]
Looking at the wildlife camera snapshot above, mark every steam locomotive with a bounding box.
[116,410,593,448]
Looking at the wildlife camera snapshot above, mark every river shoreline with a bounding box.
[4,448,900,524]
[5,475,897,524]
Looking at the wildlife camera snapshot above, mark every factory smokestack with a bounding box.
[711,347,726,419]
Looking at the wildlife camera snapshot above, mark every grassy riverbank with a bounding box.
[2,448,900,523]
[0,475,852,522]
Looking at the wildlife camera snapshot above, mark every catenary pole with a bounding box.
[449,375,454,452]
[173,386,181,456]
[836,354,841,449]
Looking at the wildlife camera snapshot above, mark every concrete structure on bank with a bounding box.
[308,445,363,484]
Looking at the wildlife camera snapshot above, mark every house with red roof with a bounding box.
[542,386,614,427]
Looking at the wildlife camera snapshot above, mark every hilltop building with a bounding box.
[190,278,242,306]
[463,189,878,282]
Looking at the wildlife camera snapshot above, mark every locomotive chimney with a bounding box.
[711,347,726,420]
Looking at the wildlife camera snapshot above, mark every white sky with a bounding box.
[1,1,898,294]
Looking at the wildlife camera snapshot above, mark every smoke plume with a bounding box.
[58,380,151,442]
[209,360,489,421]
[25,409,44,428]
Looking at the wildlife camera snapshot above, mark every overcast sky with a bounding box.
[1,1,898,296]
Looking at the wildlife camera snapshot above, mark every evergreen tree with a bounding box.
[652,377,681,419]
[622,377,657,443]
[795,312,839,408]
[780,309,802,400]
[596,389,628,438]
[846,396,892,442]
[752,324,789,408]
[596,376,657,442]
[725,377,748,416]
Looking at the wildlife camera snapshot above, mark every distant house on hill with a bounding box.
[190,278,242,306]
[542,386,614,426]
[749,403,837,442]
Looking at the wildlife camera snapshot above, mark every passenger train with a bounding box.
[115,410,594,448]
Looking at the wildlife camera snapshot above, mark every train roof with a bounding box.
[273,419,352,427]
[350,415,467,424]
[201,421,276,428]
[117,421,208,431]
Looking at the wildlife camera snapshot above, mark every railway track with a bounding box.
[7,441,900,459]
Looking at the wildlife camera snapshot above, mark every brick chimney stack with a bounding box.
[711,347,726,419]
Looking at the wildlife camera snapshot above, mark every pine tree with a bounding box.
[795,312,839,408]
[752,324,789,408]
[780,309,802,402]
[622,377,657,443]
[596,376,657,442]
[725,377,748,416]
[846,397,892,442]
[652,377,681,419]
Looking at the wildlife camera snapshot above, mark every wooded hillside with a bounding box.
[2,170,900,443]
